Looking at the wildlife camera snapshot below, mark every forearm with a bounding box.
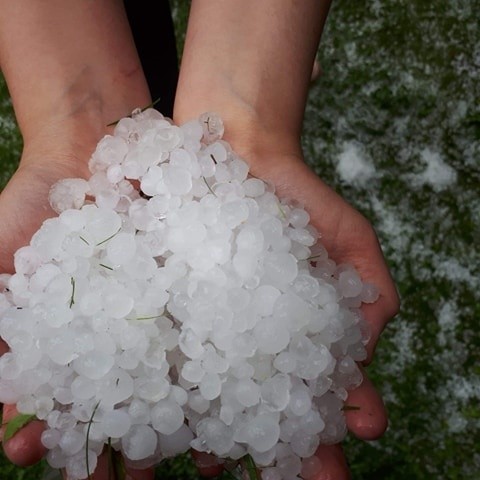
[174,0,332,156]
[0,0,150,145]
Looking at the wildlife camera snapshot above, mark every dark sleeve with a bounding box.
[124,0,179,118]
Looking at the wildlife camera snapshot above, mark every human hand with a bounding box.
[0,124,159,479]
[173,107,398,477]
[235,147,399,478]
[244,152,399,363]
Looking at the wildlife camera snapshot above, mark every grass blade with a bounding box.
[3,413,36,442]
[242,454,260,480]
[107,437,113,480]
[114,454,127,480]
[69,277,76,308]
[86,401,101,480]
[203,176,217,196]
[96,227,121,247]
[106,97,162,127]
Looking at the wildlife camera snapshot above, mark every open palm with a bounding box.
[0,142,155,479]
[250,155,399,361]
[245,152,400,474]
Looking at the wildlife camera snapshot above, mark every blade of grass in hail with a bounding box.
[86,402,101,480]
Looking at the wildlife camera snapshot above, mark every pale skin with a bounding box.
[0,1,399,479]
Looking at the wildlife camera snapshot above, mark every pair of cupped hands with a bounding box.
[0,88,399,479]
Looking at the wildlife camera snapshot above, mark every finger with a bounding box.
[191,450,224,477]
[83,450,155,480]
[355,235,400,363]
[275,162,400,360]
[311,444,350,480]
[1,404,47,467]
[344,366,388,441]
[0,338,9,356]
[124,464,155,480]
[62,451,155,480]
[362,279,400,364]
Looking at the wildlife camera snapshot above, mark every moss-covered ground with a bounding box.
[0,0,478,478]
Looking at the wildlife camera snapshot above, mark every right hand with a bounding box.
[237,149,399,479]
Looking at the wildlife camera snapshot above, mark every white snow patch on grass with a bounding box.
[384,318,417,375]
[445,374,480,404]
[446,411,469,433]
[370,196,415,258]
[437,301,459,347]
[435,257,479,289]
[336,141,376,187]
[409,148,457,191]
[0,114,15,131]
[0,114,18,147]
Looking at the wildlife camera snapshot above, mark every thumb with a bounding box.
[76,450,155,480]
[0,338,47,467]
[1,403,47,467]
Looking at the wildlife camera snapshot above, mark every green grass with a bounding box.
[0,80,21,188]
[304,1,480,478]
[0,0,479,479]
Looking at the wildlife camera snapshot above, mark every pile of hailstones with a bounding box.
[0,109,378,480]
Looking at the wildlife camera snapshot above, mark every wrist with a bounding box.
[15,68,151,179]
[18,69,150,145]
[173,87,303,170]
[172,0,331,164]
[0,0,151,145]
